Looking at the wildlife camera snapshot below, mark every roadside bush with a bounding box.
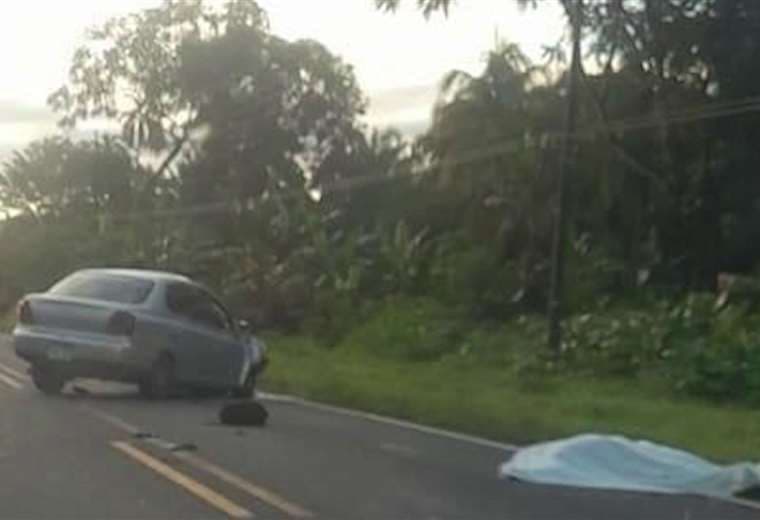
[673,302,760,403]
[564,239,627,313]
[563,309,662,376]
[451,316,548,370]
[678,339,760,402]
[339,297,464,361]
[430,244,526,319]
[555,293,760,404]
[302,291,374,346]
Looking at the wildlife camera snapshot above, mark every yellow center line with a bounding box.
[0,373,23,390]
[175,452,314,519]
[112,441,253,519]
[0,362,29,382]
[89,405,313,519]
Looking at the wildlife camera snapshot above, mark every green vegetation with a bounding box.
[291,295,760,409]
[3,0,760,457]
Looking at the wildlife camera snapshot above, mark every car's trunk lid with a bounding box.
[22,294,122,335]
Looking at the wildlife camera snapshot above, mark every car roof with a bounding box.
[74,268,193,284]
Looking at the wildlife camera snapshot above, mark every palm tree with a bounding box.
[417,41,562,309]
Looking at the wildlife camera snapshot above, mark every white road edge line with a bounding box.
[0,372,22,390]
[0,362,29,382]
[256,391,520,452]
[720,496,760,511]
[79,394,760,513]
[258,393,760,512]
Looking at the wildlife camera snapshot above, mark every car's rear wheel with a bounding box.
[31,367,65,395]
[139,354,175,399]
[232,370,256,399]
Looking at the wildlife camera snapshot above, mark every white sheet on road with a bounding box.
[499,434,760,497]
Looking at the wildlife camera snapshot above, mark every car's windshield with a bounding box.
[49,273,154,304]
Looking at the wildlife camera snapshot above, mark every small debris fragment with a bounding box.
[169,442,198,452]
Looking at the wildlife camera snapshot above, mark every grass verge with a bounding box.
[261,334,760,462]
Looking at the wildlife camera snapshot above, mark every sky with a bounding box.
[0,0,565,158]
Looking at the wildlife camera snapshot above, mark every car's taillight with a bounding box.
[16,300,34,324]
[106,311,136,336]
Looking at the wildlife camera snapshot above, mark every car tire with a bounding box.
[139,354,175,399]
[232,371,256,399]
[31,367,65,395]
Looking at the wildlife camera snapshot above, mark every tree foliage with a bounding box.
[49,0,367,202]
[374,0,538,17]
[2,1,760,399]
[374,0,454,17]
[0,136,142,221]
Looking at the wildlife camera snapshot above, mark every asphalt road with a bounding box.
[0,340,757,520]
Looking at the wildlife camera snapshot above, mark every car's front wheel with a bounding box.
[139,354,175,399]
[31,367,65,395]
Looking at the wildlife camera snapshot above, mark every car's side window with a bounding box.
[192,292,232,332]
[166,283,232,334]
[203,296,234,333]
[165,283,202,319]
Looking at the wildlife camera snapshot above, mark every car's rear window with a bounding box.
[49,273,154,304]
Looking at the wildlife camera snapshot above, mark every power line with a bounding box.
[575,98,760,138]
[316,97,760,197]
[6,94,760,222]
[579,94,760,134]
[29,96,760,221]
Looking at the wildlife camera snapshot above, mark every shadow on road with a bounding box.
[61,382,270,428]
[60,382,230,405]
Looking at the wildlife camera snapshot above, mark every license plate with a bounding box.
[47,347,73,362]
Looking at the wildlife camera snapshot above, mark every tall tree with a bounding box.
[415,43,565,311]
[48,0,372,293]
[49,0,367,203]
[0,136,139,221]
[0,136,148,298]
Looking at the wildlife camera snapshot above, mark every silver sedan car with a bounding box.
[13,268,267,398]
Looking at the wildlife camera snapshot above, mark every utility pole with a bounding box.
[547,0,583,354]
